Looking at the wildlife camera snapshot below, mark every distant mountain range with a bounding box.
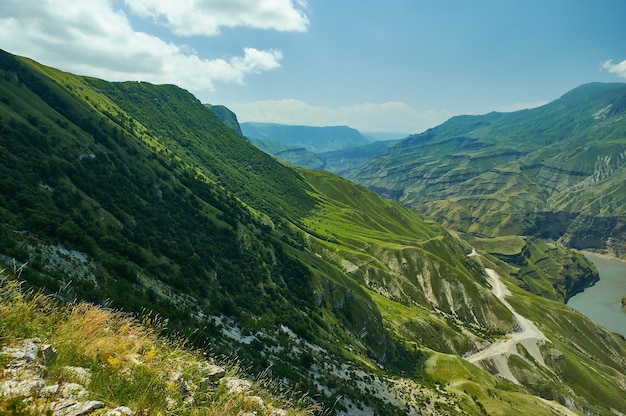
[241,84,626,262]
[347,82,626,260]
[241,122,370,153]
[240,122,402,173]
[1,49,625,415]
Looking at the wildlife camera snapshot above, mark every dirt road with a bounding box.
[466,268,548,383]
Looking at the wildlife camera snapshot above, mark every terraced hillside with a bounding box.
[349,83,626,258]
[1,50,625,415]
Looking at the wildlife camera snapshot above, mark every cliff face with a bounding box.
[349,83,626,258]
[205,104,244,136]
[526,211,626,258]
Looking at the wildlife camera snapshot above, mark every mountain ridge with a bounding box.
[241,122,370,153]
[349,82,626,259]
[206,104,244,136]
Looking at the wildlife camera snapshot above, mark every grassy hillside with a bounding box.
[349,83,626,258]
[1,50,626,415]
[0,272,318,415]
[0,51,319,334]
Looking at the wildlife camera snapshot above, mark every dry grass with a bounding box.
[0,277,55,342]
[53,302,165,368]
[0,270,323,415]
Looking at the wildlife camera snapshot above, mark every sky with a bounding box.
[1,0,626,135]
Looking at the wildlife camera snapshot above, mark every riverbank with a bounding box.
[567,252,626,336]
[580,250,626,264]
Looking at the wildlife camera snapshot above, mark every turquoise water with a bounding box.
[566,253,626,336]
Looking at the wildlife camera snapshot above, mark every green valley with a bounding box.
[241,122,399,173]
[1,50,626,415]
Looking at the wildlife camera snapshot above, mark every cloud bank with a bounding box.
[125,0,309,36]
[602,59,626,78]
[229,99,453,134]
[0,0,298,92]
[0,0,442,133]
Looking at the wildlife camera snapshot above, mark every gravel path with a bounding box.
[466,268,548,382]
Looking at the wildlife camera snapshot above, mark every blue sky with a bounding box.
[1,0,626,134]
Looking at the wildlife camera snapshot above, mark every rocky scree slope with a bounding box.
[1,50,625,414]
[349,82,626,259]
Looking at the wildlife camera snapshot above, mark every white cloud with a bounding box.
[228,99,453,134]
[602,59,626,78]
[125,0,309,36]
[0,0,284,93]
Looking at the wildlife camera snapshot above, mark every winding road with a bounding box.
[465,265,548,384]
[464,249,578,416]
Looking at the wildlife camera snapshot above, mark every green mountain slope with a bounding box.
[205,103,244,136]
[1,50,625,415]
[349,82,626,258]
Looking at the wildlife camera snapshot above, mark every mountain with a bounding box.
[241,121,401,174]
[349,83,626,260]
[249,139,326,170]
[205,104,243,136]
[318,139,401,174]
[249,136,400,173]
[1,50,626,415]
[241,122,370,153]
[362,132,409,141]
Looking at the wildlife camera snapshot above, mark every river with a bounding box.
[566,252,626,336]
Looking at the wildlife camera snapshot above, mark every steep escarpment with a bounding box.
[349,83,626,258]
[205,104,244,136]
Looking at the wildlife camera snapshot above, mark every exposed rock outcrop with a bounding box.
[1,338,288,416]
[1,338,112,416]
